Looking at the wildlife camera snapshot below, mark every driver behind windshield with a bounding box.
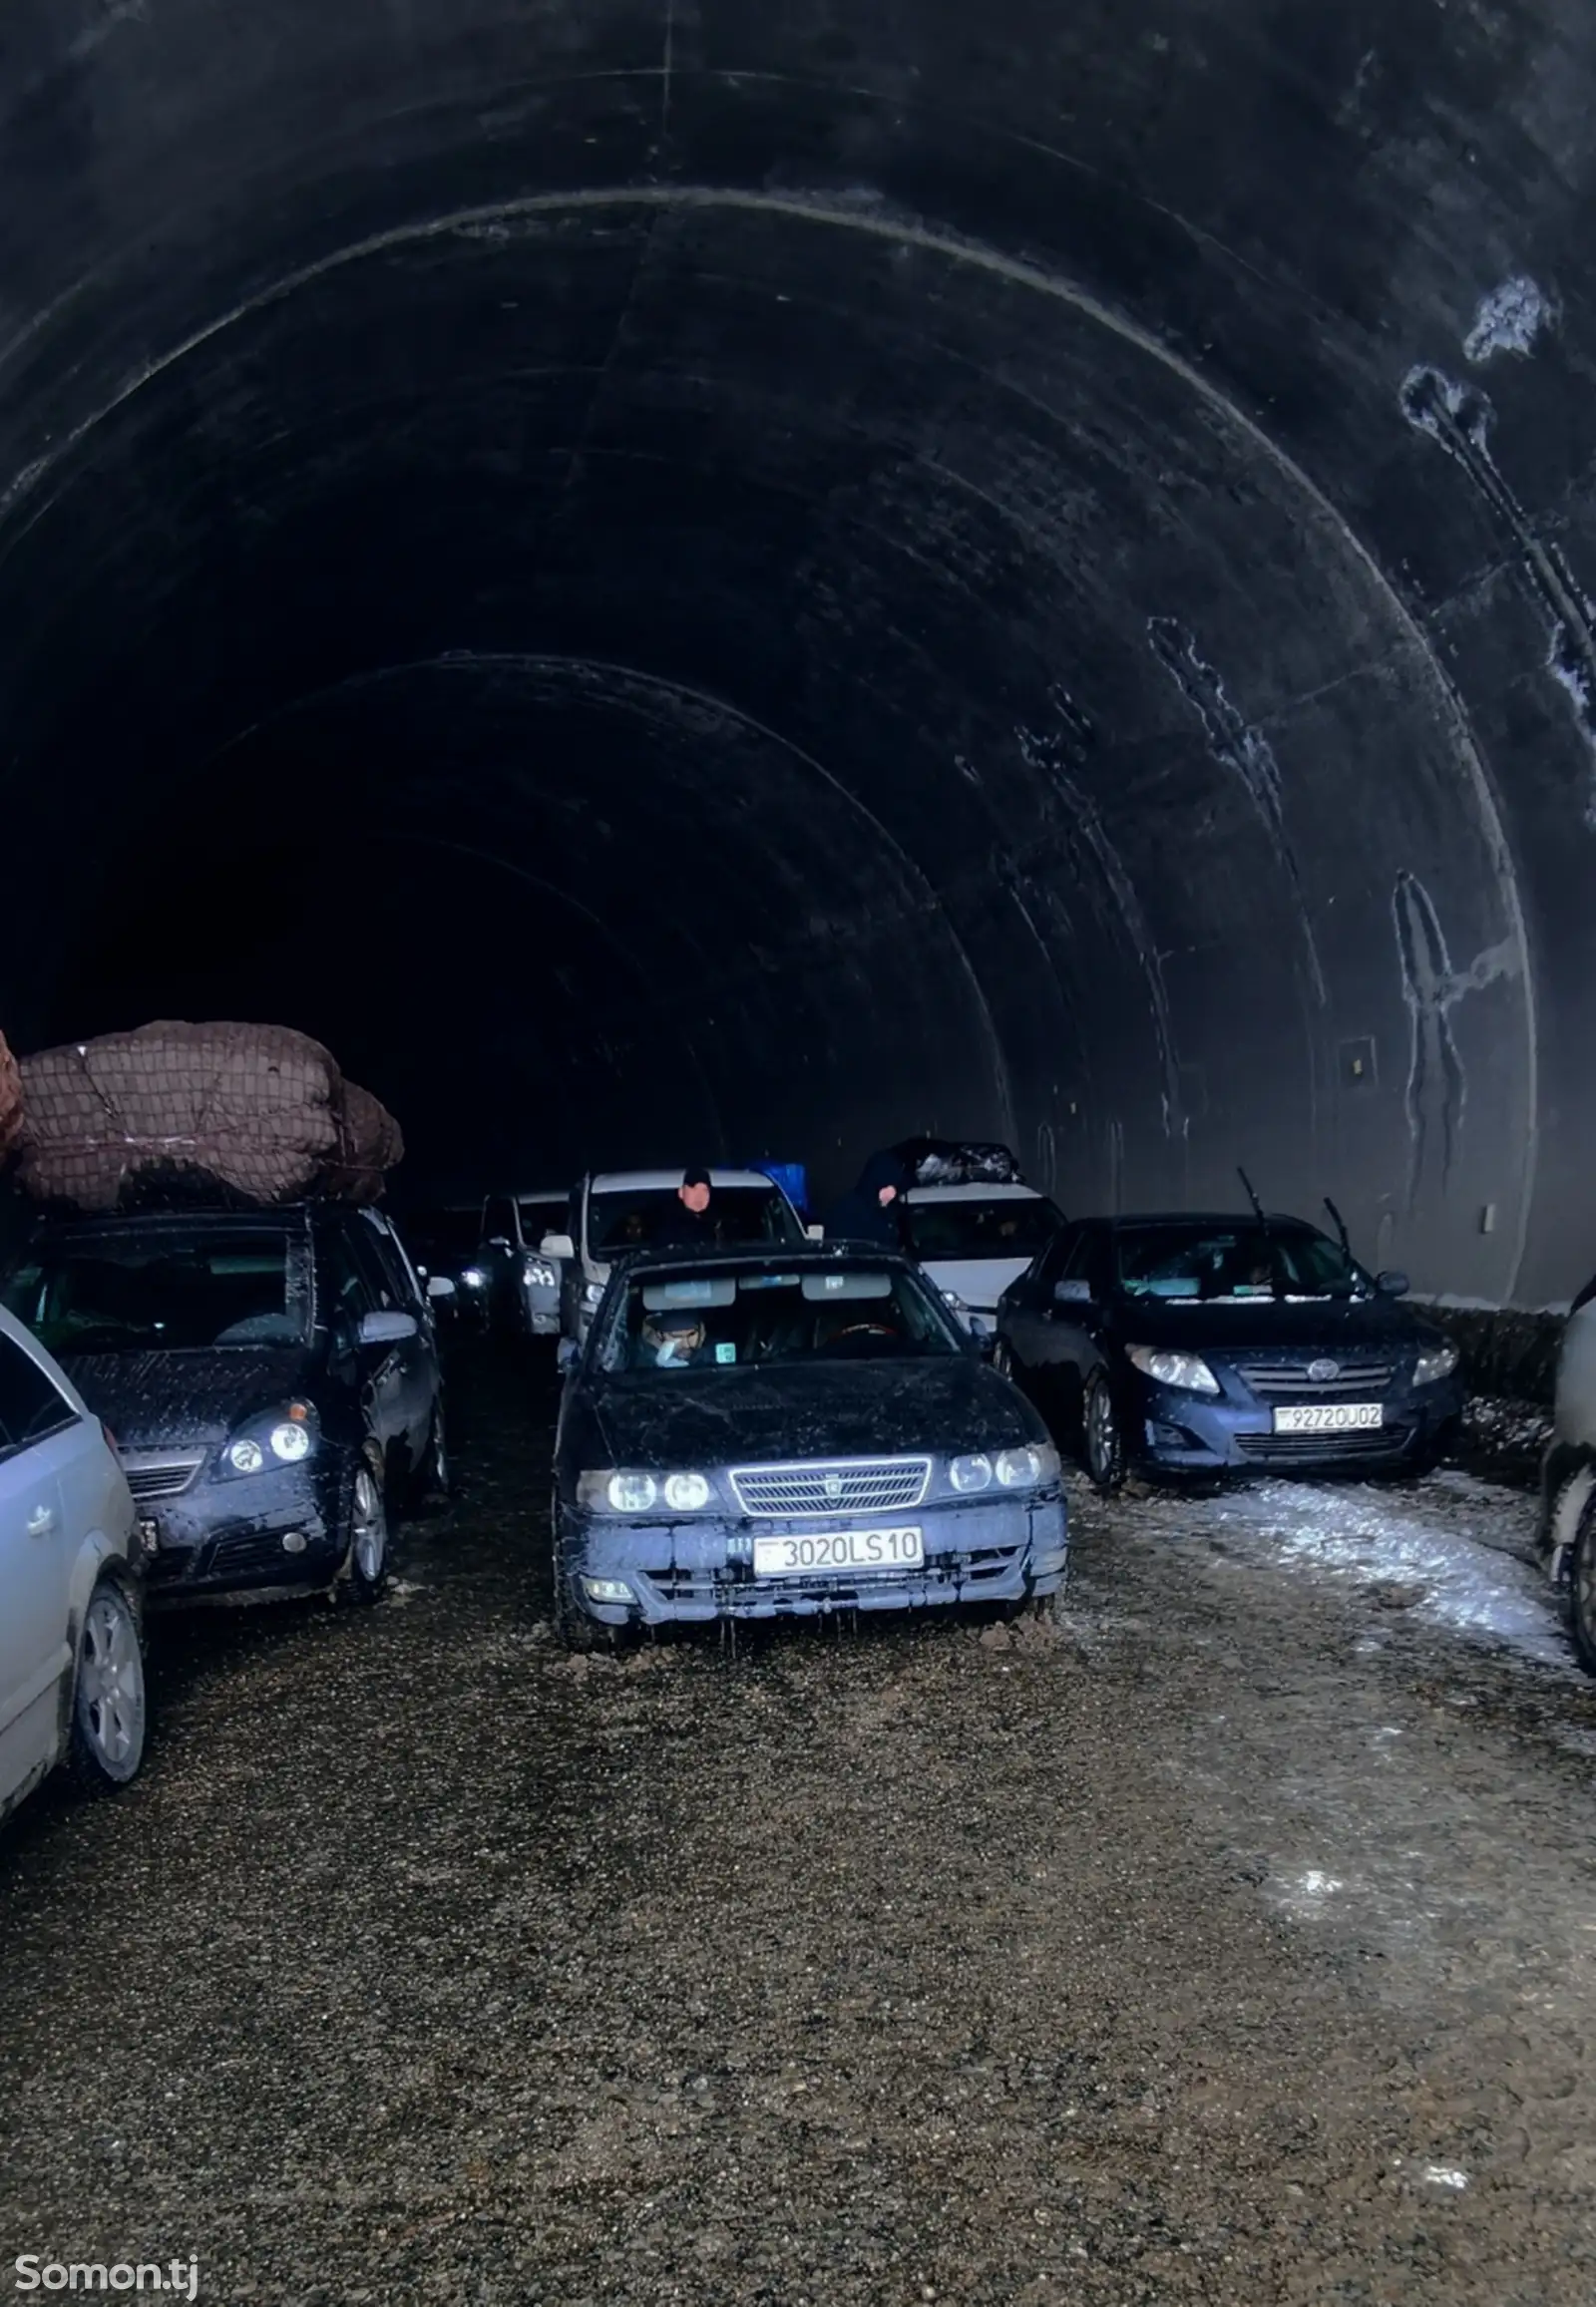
[637,1306,712,1369]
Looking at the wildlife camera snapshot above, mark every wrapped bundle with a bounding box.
[15,1021,350,1212]
[0,1031,20,1163]
[323,1079,405,1205]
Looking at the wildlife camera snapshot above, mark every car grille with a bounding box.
[1236,1427,1412,1463]
[728,1457,932,1516]
[123,1455,204,1502]
[1234,1358,1395,1400]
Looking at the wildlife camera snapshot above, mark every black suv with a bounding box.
[1,1203,448,1604]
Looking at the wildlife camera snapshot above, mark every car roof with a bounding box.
[904,1183,1045,1202]
[590,1168,787,1194]
[611,1240,912,1273]
[1093,1211,1319,1229]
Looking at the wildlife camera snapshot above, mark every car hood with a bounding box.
[57,1347,313,1451]
[1105,1296,1438,1356]
[584,1356,1042,1470]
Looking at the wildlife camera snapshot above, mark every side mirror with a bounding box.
[806,1224,825,1242]
[359,1309,419,1346]
[1377,1270,1410,1299]
[1054,1278,1095,1306]
[426,1275,457,1300]
[542,1233,576,1261]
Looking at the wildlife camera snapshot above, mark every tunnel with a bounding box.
[0,0,1590,1304]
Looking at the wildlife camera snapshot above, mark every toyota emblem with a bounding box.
[824,1473,844,1500]
[1308,1357,1340,1383]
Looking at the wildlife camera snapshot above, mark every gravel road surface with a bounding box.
[3,1346,1594,2304]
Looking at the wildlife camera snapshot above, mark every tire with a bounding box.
[1570,1490,1596,1676]
[413,1403,451,1509]
[69,1574,147,1791]
[1083,1371,1127,1497]
[549,1491,606,1652]
[341,1451,390,1607]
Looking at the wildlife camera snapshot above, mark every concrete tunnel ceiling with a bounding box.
[2,0,1594,1301]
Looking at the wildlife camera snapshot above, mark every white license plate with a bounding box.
[1273,1402,1385,1434]
[753,1526,925,1578]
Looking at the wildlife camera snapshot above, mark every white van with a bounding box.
[901,1181,1066,1334]
[543,1169,813,1350]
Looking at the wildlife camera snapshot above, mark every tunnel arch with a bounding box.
[1,0,1589,1297]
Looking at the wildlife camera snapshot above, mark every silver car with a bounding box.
[0,1304,147,1825]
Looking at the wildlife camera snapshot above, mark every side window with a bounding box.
[357,1218,417,1310]
[0,1332,79,1462]
[1035,1223,1083,1288]
[320,1230,376,1329]
[1079,1226,1114,1294]
[370,1218,424,1310]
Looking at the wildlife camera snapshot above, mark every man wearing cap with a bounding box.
[651,1166,720,1250]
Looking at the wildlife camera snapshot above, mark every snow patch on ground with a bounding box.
[1206,1475,1573,1672]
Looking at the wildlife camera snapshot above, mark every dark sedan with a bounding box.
[1,1204,449,1605]
[551,1243,1068,1643]
[996,1213,1464,1491]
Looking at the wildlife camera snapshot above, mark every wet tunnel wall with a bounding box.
[0,0,1590,1301]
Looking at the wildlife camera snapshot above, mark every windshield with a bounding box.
[1115,1223,1371,1303]
[598,1264,964,1372]
[588,1187,804,1256]
[905,1196,1063,1259]
[3,1228,311,1353]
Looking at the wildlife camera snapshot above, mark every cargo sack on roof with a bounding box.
[0,1031,20,1163]
[14,1020,360,1211]
[323,1079,405,1206]
[889,1138,1024,1187]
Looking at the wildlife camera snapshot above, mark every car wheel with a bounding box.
[1083,1372,1127,1497]
[415,1405,451,1508]
[342,1452,390,1606]
[69,1575,147,1791]
[1570,1490,1596,1675]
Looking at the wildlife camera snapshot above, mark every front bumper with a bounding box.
[559,1494,1068,1627]
[1132,1376,1465,1474]
[136,1462,344,1602]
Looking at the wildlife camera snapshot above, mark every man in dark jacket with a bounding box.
[824,1149,913,1251]
[651,1167,720,1250]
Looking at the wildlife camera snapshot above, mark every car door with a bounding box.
[348,1219,430,1468]
[0,1327,87,1806]
[320,1226,405,1467]
[364,1214,440,1465]
[1001,1224,1083,1388]
[1043,1224,1115,1432]
[480,1194,521,1325]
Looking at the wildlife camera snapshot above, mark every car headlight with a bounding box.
[1413,1342,1460,1386]
[523,1257,558,1288]
[950,1452,993,1492]
[222,1403,317,1475]
[583,1281,605,1308]
[995,1443,1059,1488]
[461,1267,488,1290]
[663,1472,712,1511]
[578,1469,658,1513]
[1126,1345,1221,1396]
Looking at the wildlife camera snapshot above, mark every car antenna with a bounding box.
[1323,1194,1353,1261]
[1237,1165,1281,1299]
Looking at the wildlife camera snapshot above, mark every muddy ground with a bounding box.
[3,1344,1595,2304]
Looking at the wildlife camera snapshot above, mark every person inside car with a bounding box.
[638,1307,712,1368]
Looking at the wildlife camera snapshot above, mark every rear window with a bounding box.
[588,1187,804,1255]
[905,1197,1063,1260]
[4,1228,312,1353]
